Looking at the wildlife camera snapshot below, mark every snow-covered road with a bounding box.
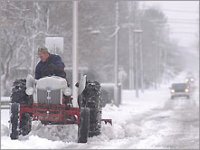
[1,75,199,149]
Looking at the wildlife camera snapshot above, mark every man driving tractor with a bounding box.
[35,47,66,80]
[9,47,111,143]
[35,47,72,105]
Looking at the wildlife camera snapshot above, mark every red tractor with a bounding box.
[9,75,112,143]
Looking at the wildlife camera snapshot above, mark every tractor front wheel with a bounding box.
[78,107,90,143]
[21,113,32,136]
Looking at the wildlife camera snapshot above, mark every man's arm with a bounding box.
[53,55,65,69]
[47,55,66,78]
[35,64,41,79]
[48,55,65,71]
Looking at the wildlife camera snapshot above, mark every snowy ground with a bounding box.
[1,73,199,149]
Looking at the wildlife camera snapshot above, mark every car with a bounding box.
[170,83,191,99]
[9,75,112,143]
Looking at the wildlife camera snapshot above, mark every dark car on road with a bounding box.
[170,83,190,99]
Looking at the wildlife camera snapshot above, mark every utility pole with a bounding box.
[139,30,144,93]
[157,37,160,87]
[134,30,138,98]
[154,24,162,89]
[72,1,78,107]
[133,29,143,97]
[137,5,144,93]
[155,30,159,89]
[152,40,157,89]
[128,2,134,90]
[114,1,119,106]
[157,25,162,88]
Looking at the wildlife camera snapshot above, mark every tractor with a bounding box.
[9,75,112,143]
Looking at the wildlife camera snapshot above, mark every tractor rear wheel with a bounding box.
[89,108,102,137]
[79,81,102,138]
[9,103,20,140]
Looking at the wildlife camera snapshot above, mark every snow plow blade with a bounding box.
[101,119,112,125]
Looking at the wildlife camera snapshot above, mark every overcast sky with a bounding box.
[141,1,199,49]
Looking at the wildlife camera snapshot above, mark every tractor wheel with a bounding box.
[78,107,90,143]
[9,103,20,140]
[21,113,32,136]
[80,81,102,137]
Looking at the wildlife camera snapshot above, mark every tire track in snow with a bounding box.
[113,92,199,149]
